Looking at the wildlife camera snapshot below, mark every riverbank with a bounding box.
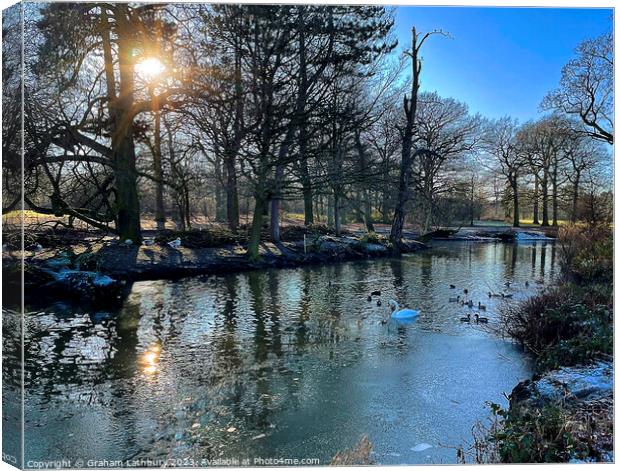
[3,230,428,305]
[465,224,613,463]
[3,224,558,306]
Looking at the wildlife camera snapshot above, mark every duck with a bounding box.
[478,302,486,311]
[449,284,456,289]
[467,300,474,308]
[488,291,502,298]
[367,295,372,302]
[504,281,511,288]
[460,313,471,323]
[463,288,469,295]
[474,314,488,323]
[449,295,460,303]
[501,293,513,299]
[376,299,382,307]
[168,237,182,248]
[525,281,530,287]
[371,290,381,296]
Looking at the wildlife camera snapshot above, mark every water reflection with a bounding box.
[16,241,557,465]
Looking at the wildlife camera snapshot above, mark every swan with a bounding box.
[474,314,488,323]
[387,300,419,320]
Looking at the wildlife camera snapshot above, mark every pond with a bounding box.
[5,241,558,466]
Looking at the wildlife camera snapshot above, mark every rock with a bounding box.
[33,268,122,303]
[43,250,74,270]
[364,243,388,255]
[510,361,613,410]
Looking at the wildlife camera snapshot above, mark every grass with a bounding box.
[519,218,571,226]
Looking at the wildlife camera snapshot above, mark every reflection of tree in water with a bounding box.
[540,244,547,279]
[294,270,313,349]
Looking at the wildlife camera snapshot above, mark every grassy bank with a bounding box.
[463,224,613,464]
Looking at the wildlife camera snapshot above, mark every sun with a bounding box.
[136,57,166,81]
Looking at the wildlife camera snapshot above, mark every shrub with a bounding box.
[488,403,579,463]
[360,231,382,244]
[558,223,612,284]
[500,288,612,373]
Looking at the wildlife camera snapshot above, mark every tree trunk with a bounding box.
[470,174,475,226]
[390,28,420,253]
[270,170,283,243]
[532,175,539,225]
[113,28,141,243]
[355,130,374,232]
[152,107,166,231]
[571,173,581,223]
[248,194,268,261]
[541,170,549,226]
[327,194,334,226]
[551,161,559,226]
[511,175,520,228]
[334,192,341,236]
[364,190,374,232]
[226,31,243,233]
[302,180,314,226]
[225,151,239,232]
[214,155,227,222]
[270,126,295,243]
[184,185,191,230]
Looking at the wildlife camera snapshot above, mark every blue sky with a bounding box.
[394,7,613,123]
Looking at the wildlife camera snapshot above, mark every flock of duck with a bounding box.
[364,279,539,326]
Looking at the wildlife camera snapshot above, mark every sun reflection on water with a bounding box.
[140,344,160,375]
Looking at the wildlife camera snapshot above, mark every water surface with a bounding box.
[13,241,558,465]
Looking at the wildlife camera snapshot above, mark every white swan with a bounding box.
[388,300,420,320]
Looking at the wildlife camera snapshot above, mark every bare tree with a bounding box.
[390,27,447,251]
[542,32,613,145]
[482,117,524,227]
